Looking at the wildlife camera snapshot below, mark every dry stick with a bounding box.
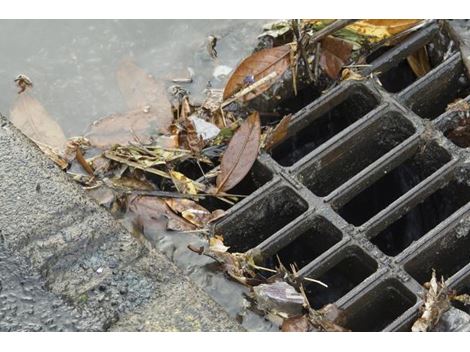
[220,71,278,108]
[75,148,94,176]
[292,19,314,83]
[313,41,321,81]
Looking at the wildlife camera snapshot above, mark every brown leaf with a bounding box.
[85,109,161,148]
[282,315,311,332]
[165,198,214,228]
[10,94,67,153]
[407,46,431,78]
[127,195,195,232]
[116,59,173,130]
[216,112,261,192]
[320,36,353,80]
[223,44,292,101]
[265,114,292,150]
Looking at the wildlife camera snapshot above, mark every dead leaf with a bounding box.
[407,46,431,78]
[188,236,258,286]
[165,198,220,228]
[216,112,261,192]
[10,94,67,153]
[452,293,470,305]
[223,44,292,101]
[110,176,156,191]
[412,270,451,332]
[169,170,205,195]
[320,36,353,80]
[85,109,163,149]
[346,20,423,43]
[127,195,195,232]
[265,114,292,150]
[281,315,311,332]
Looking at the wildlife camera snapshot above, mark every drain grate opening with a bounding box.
[271,86,379,167]
[216,187,308,252]
[338,142,451,226]
[298,111,416,197]
[405,59,470,120]
[304,246,377,309]
[266,216,342,270]
[405,226,470,284]
[199,160,273,212]
[371,179,470,256]
[341,279,416,331]
[375,44,447,93]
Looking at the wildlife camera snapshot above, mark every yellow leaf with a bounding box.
[346,19,422,43]
[169,170,204,195]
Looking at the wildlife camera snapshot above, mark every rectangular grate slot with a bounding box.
[373,40,449,93]
[405,226,470,284]
[298,111,416,197]
[341,279,416,331]
[304,247,377,309]
[338,142,451,226]
[266,216,342,270]
[271,86,379,166]
[199,160,273,211]
[371,180,470,256]
[215,187,308,252]
[403,56,470,120]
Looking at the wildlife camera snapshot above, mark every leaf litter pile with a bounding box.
[7,19,470,331]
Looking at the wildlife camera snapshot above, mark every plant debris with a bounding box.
[216,112,261,192]
[10,19,463,332]
[412,270,451,332]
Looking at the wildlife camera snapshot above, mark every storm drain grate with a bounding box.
[212,22,470,331]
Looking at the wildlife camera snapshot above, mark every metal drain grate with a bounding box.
[212,21,470,331]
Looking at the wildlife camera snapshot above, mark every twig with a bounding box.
[76,148,94,176]
[292,19,314,83]
[220,72,278,108]
[313,41,321,81]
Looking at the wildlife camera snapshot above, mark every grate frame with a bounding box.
[213,21,470,331]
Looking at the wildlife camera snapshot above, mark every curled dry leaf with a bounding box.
[320,36,353,80]
[10,94,67,153]
[412,270,451,332]
[216,112,261,192]
[264,114,292,150]
[223,44,292,101]
[127,195,196,233]
[165,198,224,228]
[406,46,431,78]
[188,236,258,286]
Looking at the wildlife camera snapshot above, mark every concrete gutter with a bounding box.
[0,115,243,331]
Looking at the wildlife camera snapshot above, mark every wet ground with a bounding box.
[0,19,276,331]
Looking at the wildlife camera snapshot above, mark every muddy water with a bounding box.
[0,19,277,331]
[0,19,266,136]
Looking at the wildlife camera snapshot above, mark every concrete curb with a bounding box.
[0,115,243,331]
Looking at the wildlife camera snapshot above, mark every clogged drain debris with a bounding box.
[6,19,470,331]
